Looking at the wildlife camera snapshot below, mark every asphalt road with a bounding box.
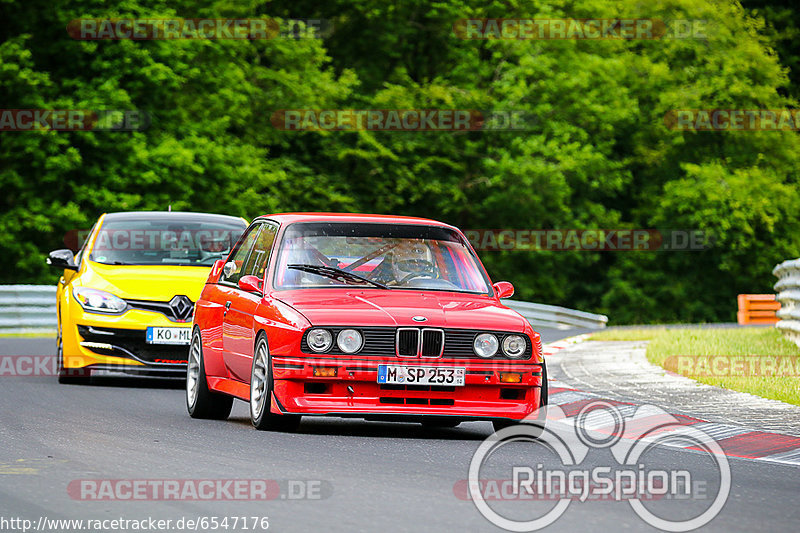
[0,333,797,532]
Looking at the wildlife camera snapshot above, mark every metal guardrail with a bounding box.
[773,258,800,347]
[0,285,57,334]
[504,300,608,330]
[0,285,608,335]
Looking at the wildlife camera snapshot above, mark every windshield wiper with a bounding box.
[287,264,389,289]
[93,259,133,265]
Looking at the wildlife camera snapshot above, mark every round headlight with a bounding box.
[502,335,527,358]
[473,333,499,358]
[337,329,363,354]
[307,328,333,352]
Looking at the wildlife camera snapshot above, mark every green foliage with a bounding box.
[1,0,799,324]
[741,0,800,100]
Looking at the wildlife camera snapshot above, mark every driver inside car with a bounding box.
[372,239,437,286]
[198,233,232,262]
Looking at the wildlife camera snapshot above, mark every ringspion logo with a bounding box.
[453,19,708,40]
[465,401,730,531]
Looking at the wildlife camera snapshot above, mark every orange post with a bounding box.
[737,294,780,325]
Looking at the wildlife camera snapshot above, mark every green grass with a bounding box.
[0,332,56,338]
[589,328,668,342]
[590,327,800,406]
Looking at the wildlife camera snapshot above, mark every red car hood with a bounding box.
[274,289,527,331]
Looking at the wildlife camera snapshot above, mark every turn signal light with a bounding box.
[313,367,337,377]
[499,372,522,383]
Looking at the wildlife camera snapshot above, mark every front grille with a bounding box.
[395,328,444,357]
[397,329,418,357]
[379,384,456,392]
[421,329,444,357]
[78,325,189,365]
[301,327,532,359]
[125,295,194,323]
[379,397,455,406]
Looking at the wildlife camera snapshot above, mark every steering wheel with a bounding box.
[396,259,437,284]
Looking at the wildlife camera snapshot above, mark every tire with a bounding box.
[57,329,90,385]
[250,334,300,432]
[187,329,234,420]
[540,359,549,406]
[492,360,548,435]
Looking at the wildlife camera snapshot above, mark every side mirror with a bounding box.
[493,281,514,299]
[238,275,262,293]
[223,260,237,279]
[47,249,78,271]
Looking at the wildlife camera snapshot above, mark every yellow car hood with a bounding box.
[78,261,212,301]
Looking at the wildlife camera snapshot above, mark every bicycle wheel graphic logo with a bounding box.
[467,401,731,532]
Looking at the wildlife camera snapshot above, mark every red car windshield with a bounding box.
[274,222,492,294]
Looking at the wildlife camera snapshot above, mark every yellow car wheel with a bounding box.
[57,330,90,385]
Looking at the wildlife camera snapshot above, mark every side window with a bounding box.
[242,223,278,280]
[220,224,262,285]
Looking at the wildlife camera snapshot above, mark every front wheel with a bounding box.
[57,331,90,385]
[250,334,300,432]
[187,330,233,419]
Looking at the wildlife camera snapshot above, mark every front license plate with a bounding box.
[146,327,191,345]
[377,365,465,386]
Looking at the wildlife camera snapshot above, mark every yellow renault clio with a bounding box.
[47,211,247,383]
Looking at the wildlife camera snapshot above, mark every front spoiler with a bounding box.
[76,364,186,379]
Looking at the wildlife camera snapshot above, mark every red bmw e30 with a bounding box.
[186,213,546,431]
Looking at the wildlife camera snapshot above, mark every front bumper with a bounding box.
[271,356,543,421]
[62,307,191,374]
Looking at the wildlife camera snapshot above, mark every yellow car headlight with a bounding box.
[72,287,127,314]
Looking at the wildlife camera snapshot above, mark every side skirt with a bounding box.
[206,376,249,401]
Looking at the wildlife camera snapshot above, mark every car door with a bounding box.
[217,223,262,380]
[221,222,279,381]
